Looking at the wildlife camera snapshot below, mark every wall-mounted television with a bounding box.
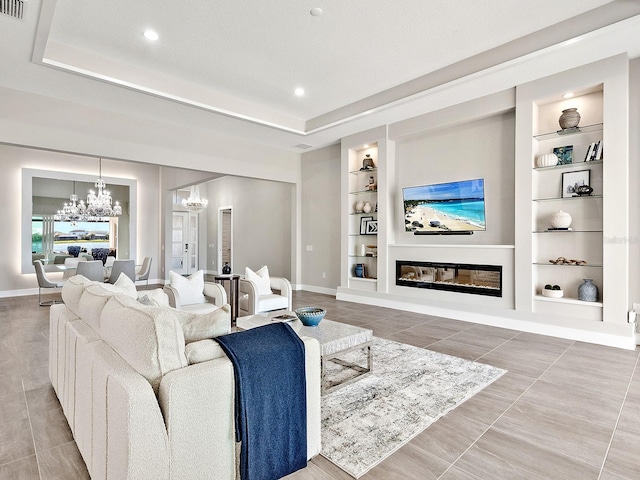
[402,178,486,234]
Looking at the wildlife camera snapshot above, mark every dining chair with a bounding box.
[108,259,136,284]
[33,260,64,306]
[135,257,152,289]
[76,260,107,282]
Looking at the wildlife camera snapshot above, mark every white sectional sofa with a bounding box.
[49,275,321,480]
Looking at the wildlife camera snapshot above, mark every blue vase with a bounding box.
[578,279,598,302]
[354,264,364,278]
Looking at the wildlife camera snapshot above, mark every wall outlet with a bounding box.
[306,245,313,252]
[322,272,326,279]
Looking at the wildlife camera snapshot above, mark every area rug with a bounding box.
[320,337,506,478]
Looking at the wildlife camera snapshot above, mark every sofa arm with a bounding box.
[203,282,227,306]
[163,285,182,309]
[238,278,259,316]
[159,358,236,480]
[301,336,322,459]
[270,276,293,310]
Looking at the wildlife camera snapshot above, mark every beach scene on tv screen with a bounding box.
[403,179,486,233]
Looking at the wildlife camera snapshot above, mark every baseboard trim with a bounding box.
[298,284,337,296]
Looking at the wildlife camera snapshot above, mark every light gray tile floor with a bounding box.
[1,290,638,479]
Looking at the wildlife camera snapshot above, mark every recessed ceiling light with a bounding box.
[294,87,305,97]
[363,144,369,148]
[143,30,159,41]
[562,92,575,99]
[310,7,323,16]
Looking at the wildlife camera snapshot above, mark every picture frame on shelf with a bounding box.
[364,220,378,235]
[553,145,573,165]
[360,216,374,235]
[562,170,591,198]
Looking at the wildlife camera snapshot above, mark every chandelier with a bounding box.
[54,182,87,226]
[86,158,122,218]
[182,185,208,213]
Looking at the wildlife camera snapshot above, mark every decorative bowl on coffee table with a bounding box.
[295,307,326,327]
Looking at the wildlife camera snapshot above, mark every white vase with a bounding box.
[550,210,572,229]
[536,153,558,167]
[363,202,372,213]
[355,200,364,213]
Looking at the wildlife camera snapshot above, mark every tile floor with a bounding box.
[1,289,639,479]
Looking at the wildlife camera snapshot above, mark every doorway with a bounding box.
[171,212,199,275]
[218,206,233,274]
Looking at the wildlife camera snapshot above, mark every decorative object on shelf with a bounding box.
[360,216,373,234]
[535,153,559,168]
[222,262,231,274]
[584,141,603,162]
[354,263,365,278]
[355,200,365,213]
[574,184,593,196]
[366,176,377,191]
[549,210,572,229]
[363,202,372,213]
[542,284,563,298]
[364,219,378,235]
[559,108,581,130]
[365,245,377,257]
[549,256,587,266]
[361,154,375,170]
[360,244,366,256]
[553,145,573,165]
[294,306,327,326]
[181,185,208,213]
[562,169,590,198]
[578,278,598,302]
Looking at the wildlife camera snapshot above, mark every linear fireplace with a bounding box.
[396,260,502,297]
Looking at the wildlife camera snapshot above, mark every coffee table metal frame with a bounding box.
[236,311,373,394]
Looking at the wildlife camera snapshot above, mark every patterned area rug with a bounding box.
[321,337,506,478]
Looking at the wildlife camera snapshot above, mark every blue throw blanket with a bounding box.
[216,322,307,480]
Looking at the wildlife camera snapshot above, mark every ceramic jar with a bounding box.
[362,154,374,169]
[536,153,559,168]
[355,200,365,213]
[550,210,572,229]
[363,202,372,213]
[354,263,365,278]
[222,262,231,274]
[578,279,598,302]
[559,108,581,129]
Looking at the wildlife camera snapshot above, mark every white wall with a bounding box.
[0,144,161,294]
[205,176,293,280]
[300,144,341,293]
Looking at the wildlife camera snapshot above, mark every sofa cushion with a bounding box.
[100,273,138,299]
[137,289,170,308]
[239,293,287,313]
[174,304,231,344]
[184,339,227,364]
[78,283,118,334]
[61,275,98,317]
[169,270,206,306]
[245,265,273,296]
[100,295,188,394]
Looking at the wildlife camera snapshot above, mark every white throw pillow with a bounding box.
[173,304,231,343]
[78,283,117,334]
[137,288,170,307]
[185,339,227,364]
[61,275,98,316]
[100,272,138,299]
[245,265,273,296]
[169,270,206,306]
[100,294,188,394]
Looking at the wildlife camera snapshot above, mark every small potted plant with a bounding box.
[542,284,563,298]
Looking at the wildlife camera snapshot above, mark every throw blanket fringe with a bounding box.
[216,322,307,480]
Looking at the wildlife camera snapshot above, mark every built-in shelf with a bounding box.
[349,168,378,175]
[533,194,602,202]
[349,276,377,282]
[349,189,378,195]
[534,294,603,307]
[533,229,603,233]
[348,255,378,259]
[533,123,603,140]
[534,159,603,171]
[349,212,377,216]
[533,262,603,268]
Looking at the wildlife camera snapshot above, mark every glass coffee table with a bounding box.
[236,311,373,394]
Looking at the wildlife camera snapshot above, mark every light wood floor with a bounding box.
[1,289,639,479]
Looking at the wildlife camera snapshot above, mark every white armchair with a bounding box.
[164,270,228,314]
[239,274,292,317]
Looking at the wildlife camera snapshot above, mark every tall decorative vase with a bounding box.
[222,262,231,274]
[578,279,598,302]
[559,108,581,129]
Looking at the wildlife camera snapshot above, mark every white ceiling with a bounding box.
[7,0,640,152]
